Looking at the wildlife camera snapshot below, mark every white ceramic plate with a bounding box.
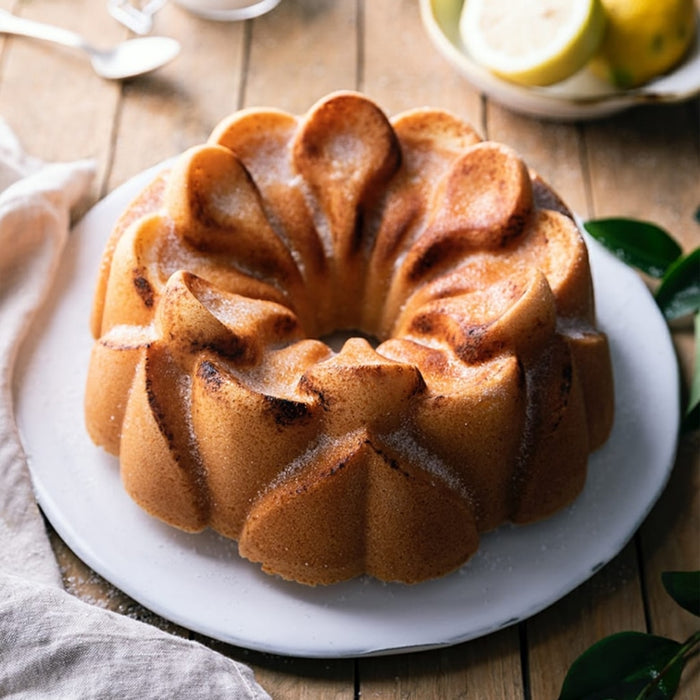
[420,0,700,121]
[15,162,679,658]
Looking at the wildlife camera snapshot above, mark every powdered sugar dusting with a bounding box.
[382,428,469,501]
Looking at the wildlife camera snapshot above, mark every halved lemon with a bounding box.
[459,0,606,87]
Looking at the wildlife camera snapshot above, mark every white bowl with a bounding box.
[419,0,700,121]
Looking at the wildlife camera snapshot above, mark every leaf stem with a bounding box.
[634,630,700,700]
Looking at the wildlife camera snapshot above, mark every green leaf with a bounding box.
[584,218,683,278]
[655,248,700,321]
[662,571,700,617]
[558,631,684,700]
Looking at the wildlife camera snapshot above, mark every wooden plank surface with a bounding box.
[109,4,246,190]
[0,0,122,203]
[3,1,698,698]
[585,102,700,696]
[245,0,358,111]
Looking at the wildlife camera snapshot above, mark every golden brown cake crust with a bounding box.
[85,92,614,586]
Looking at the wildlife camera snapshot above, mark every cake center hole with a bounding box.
[319,328,380,353]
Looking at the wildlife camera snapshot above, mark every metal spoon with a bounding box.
[0,9,180,80]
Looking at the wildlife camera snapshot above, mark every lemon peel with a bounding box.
[459,0,606,87]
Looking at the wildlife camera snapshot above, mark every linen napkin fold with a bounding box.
[0,120,270,699]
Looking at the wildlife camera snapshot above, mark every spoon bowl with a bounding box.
[89,36,181,80]
[0,9,180,80]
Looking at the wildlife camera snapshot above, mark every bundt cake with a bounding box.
[85,91,614,586]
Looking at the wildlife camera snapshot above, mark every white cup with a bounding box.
[174,0,282,20]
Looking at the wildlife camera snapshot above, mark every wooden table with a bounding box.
[4,1,698,697]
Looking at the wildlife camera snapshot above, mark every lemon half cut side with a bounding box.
[459,0,607,87]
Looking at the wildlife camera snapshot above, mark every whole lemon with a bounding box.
[590,0,697,88]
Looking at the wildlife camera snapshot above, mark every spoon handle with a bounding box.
[0,9,91,53]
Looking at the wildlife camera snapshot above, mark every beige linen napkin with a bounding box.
[0,121,270,699]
